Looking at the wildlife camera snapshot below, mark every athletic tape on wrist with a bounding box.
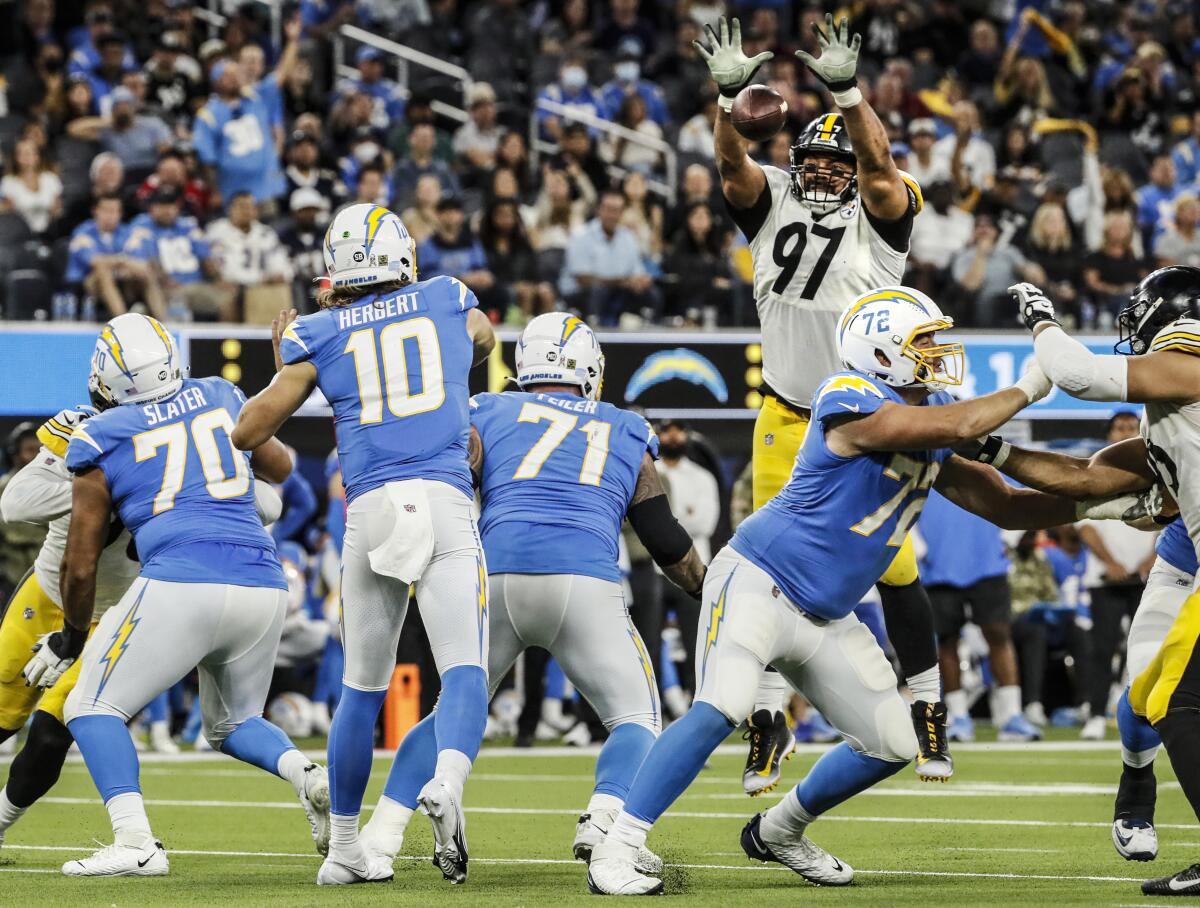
[718,94,734,112]
[832,86,863,108]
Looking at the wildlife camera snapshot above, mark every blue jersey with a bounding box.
[919,488,1009,588]
[472,390,657,582]
[732,372,953,620]
[66,376,284,590]
[278,276,478,503]
[66,219,131,284]
[1157,518,1198,576]
[1045,544,1088,609]
[193,90,286,203]
[124,214,210,285]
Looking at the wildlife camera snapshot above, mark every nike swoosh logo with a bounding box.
[831,857,844,872]
[755,744,778,777]
[137,856,154,868]
[838,403,861,413]
[1115,830,1133,847]
[1169,877,1200,891]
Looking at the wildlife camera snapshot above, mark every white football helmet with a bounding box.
[323,202,417,288]
[91,313,183,405]
[836,286,963,392]
[515,313,605,401]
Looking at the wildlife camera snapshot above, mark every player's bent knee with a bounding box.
[868,706,919,764]
[604,713,661,736]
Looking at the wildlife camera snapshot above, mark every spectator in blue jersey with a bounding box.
[80,33,133,114]
[417,196,499,311]
[66,87,173,175]
[593,0,657,58]
[562,188,658,326]
[334,47,406,131]
[124,185,229,320]
[272,449,319,545]
[392,122,459,210]
[536,54,605,142]
[67,4,135,79]
[194,17,301,210]
[1136,153,1181,247]
[300,0,358,40]
[1173,110,1200,187]
[1030,524,1094,725]
[598,41,670,128]
[235,44,286,156]
[64,193,158,318]
[919,489,1037,743]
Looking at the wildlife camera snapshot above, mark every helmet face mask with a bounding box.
[1116,266,1200,355]
[790,113,858,213]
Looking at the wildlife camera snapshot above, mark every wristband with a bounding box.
[832,86,863,108]
[717,94,734,112]
[975,435,1011,468]
[58,621,88,659]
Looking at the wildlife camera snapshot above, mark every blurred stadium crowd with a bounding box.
[0,0,1199,328]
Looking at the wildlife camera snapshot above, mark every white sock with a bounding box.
[362,795,413,858]
[995,685,1022,725]
[434,749,472,801]
[944,689,968,720]
[330,812,359,850]
[0,787,27,833]
[586,793,624,816]
[753,671,791,715]
[606,810,652,851]
[906,665,942,703]
[107,792,153,847]
[276,749,311,797]
[1122,745,1159,769]
[761,790,816,840]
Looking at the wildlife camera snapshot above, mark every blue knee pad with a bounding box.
[1119,687,1161,757]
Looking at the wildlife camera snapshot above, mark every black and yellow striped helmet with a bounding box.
[790,112,857,213]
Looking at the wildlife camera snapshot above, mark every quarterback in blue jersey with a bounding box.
[233,203,496,886]
[353,313,705,875]
[29,314,330,878]
[587,286,1104,895]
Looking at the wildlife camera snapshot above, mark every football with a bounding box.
[731,85,788,142]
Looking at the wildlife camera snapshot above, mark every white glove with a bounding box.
[1010,282,1059,331]
[22,630,84,690]
[795,14,862,92]
[1076,485,1170,530]
[1014,361,1052,404]
[693,17,774,100]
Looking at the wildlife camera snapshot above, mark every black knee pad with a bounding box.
[7,710,75,809]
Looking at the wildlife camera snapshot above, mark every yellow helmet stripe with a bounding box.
[147,317,174,357]
[99,325,132,379]
[363,205,389,253]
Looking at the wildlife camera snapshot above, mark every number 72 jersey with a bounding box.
[278,275,478,504]
[730,372,952,620]
[742,165,909,408]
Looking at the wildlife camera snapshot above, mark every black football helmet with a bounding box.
[1116,266,1200,355]
[790,112,857,213]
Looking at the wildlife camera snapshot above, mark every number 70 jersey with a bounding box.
[730,372,952,620]
[745,165,908,408]
[278,275,478,504]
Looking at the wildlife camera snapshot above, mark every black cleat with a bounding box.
[742,710,796,797]
[1143,862,1200,895]
[911,700,953,782]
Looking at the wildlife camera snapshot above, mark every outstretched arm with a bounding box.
[934,456,1078,530]
[232,363,317,451]
[626,454,706,599]
[993,436,1155,500]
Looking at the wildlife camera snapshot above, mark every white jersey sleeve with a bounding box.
[0,447,73,525]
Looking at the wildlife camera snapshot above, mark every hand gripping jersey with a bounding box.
[65,377,284,590]
[731,371,952,619]
[471,390,658,581]
[1141,320,1200,565]
[732,165,913,408]
[278,275,478,503]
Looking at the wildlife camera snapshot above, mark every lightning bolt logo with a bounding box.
[363,206,389,254]
[99,325,133,380]
[559,316,585,345]
[816,375,885,402]
[627,623,658,723]
[95,583,148,700]
[701,569,736,681]
[475,556,488,660]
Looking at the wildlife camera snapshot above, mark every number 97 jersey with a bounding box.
[278,275,478,504]
[730,372,951,621]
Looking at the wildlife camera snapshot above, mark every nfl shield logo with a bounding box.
[23,608,34,620]
[764,434,775,447]
[404,504,417,513]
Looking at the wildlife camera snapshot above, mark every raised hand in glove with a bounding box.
[1010,282,1059,331]
[795,13,862,93]
[693,17,773,99]
[23,624,87,690]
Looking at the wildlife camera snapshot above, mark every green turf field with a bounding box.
[0,729,1195,906]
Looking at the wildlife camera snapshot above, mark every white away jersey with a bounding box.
[734,165,912,408]
[206,218,294,285]
[1141,319,1200,564]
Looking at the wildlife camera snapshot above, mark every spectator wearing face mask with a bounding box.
[333,47,406,131]
[599,41,670,128]
[67,86,173,174]
[536,54,605,142]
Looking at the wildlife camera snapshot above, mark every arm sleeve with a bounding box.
[1032,324,1128,402]
[0,450,74,524]
[862,185,919,253]
[723,178,772,242]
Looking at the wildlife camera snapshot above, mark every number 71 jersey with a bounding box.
[730,372,952,620]
[745,165,909,408]
[279,275,478,504]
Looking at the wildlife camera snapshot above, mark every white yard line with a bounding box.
[0,843,1145,884]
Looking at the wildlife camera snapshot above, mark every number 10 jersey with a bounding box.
[279,275,478,504]
[735,165,910,409]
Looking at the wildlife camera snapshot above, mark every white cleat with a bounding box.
[62,839,169,877]
[148,721,180,755]
[573,808,663,875]
[1112,819,1158,862]
[741,814,853,886]
[417,778,469,884]
[1080,716,1107,741]
[586,839,664,895]
[299,763,331,856]
[316,844,394,885]
[359,823,401,868]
